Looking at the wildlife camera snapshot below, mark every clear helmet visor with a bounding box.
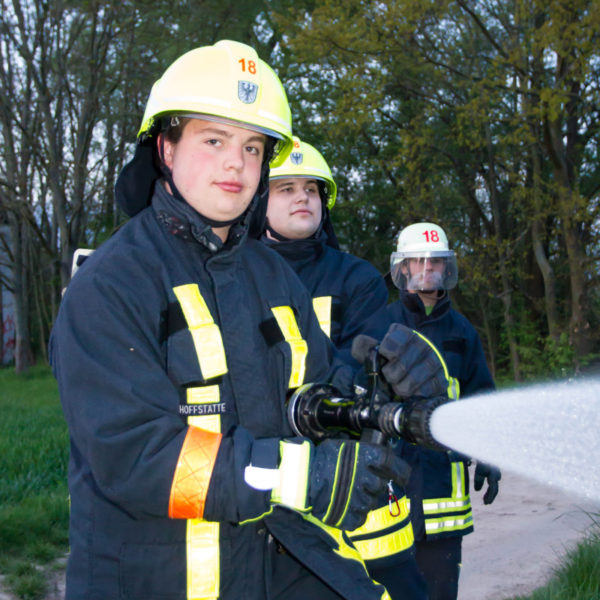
[390,250,458,291]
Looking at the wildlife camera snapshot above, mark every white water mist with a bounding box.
[429,377,600,501]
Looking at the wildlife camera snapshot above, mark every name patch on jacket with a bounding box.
[179,402,227,416]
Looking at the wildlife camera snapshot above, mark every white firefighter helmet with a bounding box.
[390,222,458,291]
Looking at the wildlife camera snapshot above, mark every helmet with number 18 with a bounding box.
[390,222,458,291]
[116,40,293,220]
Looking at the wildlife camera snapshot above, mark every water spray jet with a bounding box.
[288,374,600,502]
[430,377,600,501]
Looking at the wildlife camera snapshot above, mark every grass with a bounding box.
[508,514,600,600]
[0,365,69,600]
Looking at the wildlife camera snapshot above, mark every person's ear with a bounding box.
[159,133,174,170]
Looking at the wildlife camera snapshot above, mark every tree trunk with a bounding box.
[484,124,522,381]
[10,216,34,373]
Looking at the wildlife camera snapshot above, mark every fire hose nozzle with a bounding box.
[287,383,451,451]
[378,397,450,451]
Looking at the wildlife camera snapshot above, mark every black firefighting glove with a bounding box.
[474,461,501,504]
[272,438,411,531]
[352,323,448,399]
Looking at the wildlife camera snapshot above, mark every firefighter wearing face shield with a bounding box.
[387,222,501,600]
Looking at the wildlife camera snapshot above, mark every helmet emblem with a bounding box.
[290,152,303,165]
[238,80,258,104]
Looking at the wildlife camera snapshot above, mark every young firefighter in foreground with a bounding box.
[48,41,444,600]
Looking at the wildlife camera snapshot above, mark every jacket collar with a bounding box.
[260,229,327,263]
[151,182,248,255]
[400,289,451,324]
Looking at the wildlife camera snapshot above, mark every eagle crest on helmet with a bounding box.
[290,152,303,165]
[238,81,258,104]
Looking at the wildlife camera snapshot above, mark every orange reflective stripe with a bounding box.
[169,426,222,519]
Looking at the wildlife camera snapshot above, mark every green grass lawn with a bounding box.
[0,365,69,600]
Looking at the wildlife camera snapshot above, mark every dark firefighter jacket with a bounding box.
[386,290,495,541]
[262,231,388,363]
[263,232,427,599]
[49,184,389,600]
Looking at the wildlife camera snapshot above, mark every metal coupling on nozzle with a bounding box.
[378,396,451,451]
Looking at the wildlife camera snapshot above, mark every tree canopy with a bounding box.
[1,0,598,378]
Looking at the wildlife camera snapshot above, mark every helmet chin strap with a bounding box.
[265,221,294,241]
[157,134,243,228]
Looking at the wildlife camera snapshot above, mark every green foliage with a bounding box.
[269,0,600,379]
[0,366,69,599]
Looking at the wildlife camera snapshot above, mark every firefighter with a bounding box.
[49,41,447,600]
[387,222,502,600]
[264,136,388,362]
[264,137,431,599]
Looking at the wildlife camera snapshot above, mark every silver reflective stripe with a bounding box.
[423,498,471,513]
[425,514,473,533]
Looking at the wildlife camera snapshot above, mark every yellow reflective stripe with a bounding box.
[448,376,460,400]
[271,306,308,388]
[412,330,459,399]
[302,514,392,599]
[187,386,221,433]
[174,284,228,380]
[312,296,332,338]
[423,461,473,535]
[347,498,414,560]
[302,513,365,565]
[348,496,410,536]
[423,461,471,515]
[352,521,414,560]
[185,387,221,598]
[272,440,311,510]
[187,519,219,599]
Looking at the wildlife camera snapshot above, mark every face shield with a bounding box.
[390,250,458,291]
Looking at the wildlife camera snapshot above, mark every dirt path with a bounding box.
[458,468,599,600]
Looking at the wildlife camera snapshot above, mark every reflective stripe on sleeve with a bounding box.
[271,306,308,388]
[169,426,222,520]
[173,284,228,380]
[271,440,311,510]
[312,296,332,338]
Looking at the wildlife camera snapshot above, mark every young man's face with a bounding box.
[162,118,265,240]
[403,257,446,291]
[267,177,322,240]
